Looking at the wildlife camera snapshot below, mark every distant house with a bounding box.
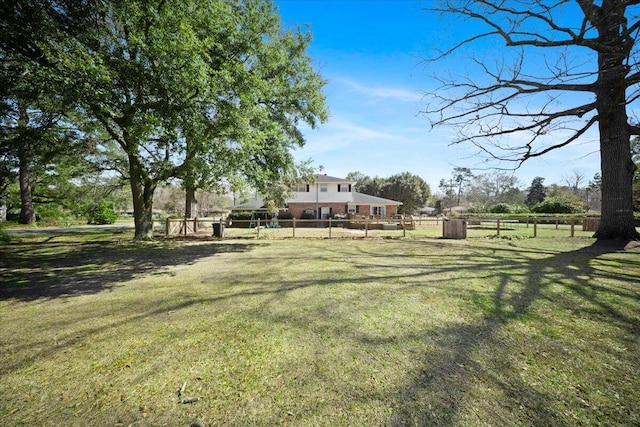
[232,174,402,219]
[419,206,436,216]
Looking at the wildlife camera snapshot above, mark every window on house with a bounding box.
[320,184,328,192]
[295,184,308,192]
[338,184,350,192]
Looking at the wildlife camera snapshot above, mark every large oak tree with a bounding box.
[77,0,326,239]
[2,0,327,239]
[0,1,100,224]
[424,0,640,240]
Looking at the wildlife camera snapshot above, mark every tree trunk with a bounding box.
[18,144,35,224]
[17,108,35,225]
[183,131,197,219]
[185,188,197,218]
[593,2,640,240]
[596,126,638,239]
[129,156,157,240]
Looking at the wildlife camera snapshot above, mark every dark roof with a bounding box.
[231,200,267,211]
[351,192,402,205]
[314,174,354,183]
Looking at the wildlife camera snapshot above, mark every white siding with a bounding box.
[289,183,353,204]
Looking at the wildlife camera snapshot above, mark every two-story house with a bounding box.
[233,174,402,219]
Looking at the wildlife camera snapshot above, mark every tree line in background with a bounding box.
[1,0,327,239]
[346,147,640,217]
[346,171,431,215]
[436,169,606,215]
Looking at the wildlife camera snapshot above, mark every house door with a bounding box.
[371,206,385,217]
[320,206,332,219]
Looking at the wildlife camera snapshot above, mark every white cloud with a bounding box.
[333,77,423,103]
[295,116,408,158]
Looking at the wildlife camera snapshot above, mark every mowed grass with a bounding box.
[1,231,639,426]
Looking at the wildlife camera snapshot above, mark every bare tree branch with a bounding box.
[422,0,640,239]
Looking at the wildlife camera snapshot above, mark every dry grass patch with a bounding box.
[1,232,639,426]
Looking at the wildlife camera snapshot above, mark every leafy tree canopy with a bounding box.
[525,177,546,207]
[348,171,431,214]
[2,0,328,239]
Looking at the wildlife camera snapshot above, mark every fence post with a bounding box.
[497,219,501,236]
[293,217,296,238]
[193,218,197,234]
[257,218,260,238]
[534,219,538,238]
[165,218,170,236]
[365,217,369,238]
[570,218,575,237]
[402,217,406,237]
[329,217,332,239]
[555,219,559,230]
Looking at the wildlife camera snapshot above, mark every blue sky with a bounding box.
[274,0,602,192]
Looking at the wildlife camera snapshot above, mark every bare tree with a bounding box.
[468,171,523,206]
[562,169,586,195]
[424,0,639,240]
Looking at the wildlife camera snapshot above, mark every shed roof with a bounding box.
[231,200,268,211]
[351,192,402,205]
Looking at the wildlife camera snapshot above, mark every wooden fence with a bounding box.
[162,216,608,239]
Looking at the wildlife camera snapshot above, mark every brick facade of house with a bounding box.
[287,203,348,219]
[287,202,399,219]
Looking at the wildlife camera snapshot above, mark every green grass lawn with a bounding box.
[1,231,639,426]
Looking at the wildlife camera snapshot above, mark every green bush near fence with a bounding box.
[86,202,119,225]
[532,196,586,214]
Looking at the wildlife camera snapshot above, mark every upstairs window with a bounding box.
[320,184,328,192]
[338,184,351,192]
[294,184,309,192]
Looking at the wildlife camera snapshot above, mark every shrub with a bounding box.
[229,212,252,221]
[487,203,531,214]
[489,203,512,214]
[278,212,294,220]
[87,202,119,225]
[36,204,77,226]
[0,225,11,243]
[228,212,276,221]
[532,196,585,214]
[466,205,488,214]
[36,204,63,222]
[511,204,531,214]
[300,212,316,220]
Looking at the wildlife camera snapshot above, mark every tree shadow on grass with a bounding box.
[389,239,640,426]
[156,237,638,426]
[3,235,638,424]
[0,232,256,302]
